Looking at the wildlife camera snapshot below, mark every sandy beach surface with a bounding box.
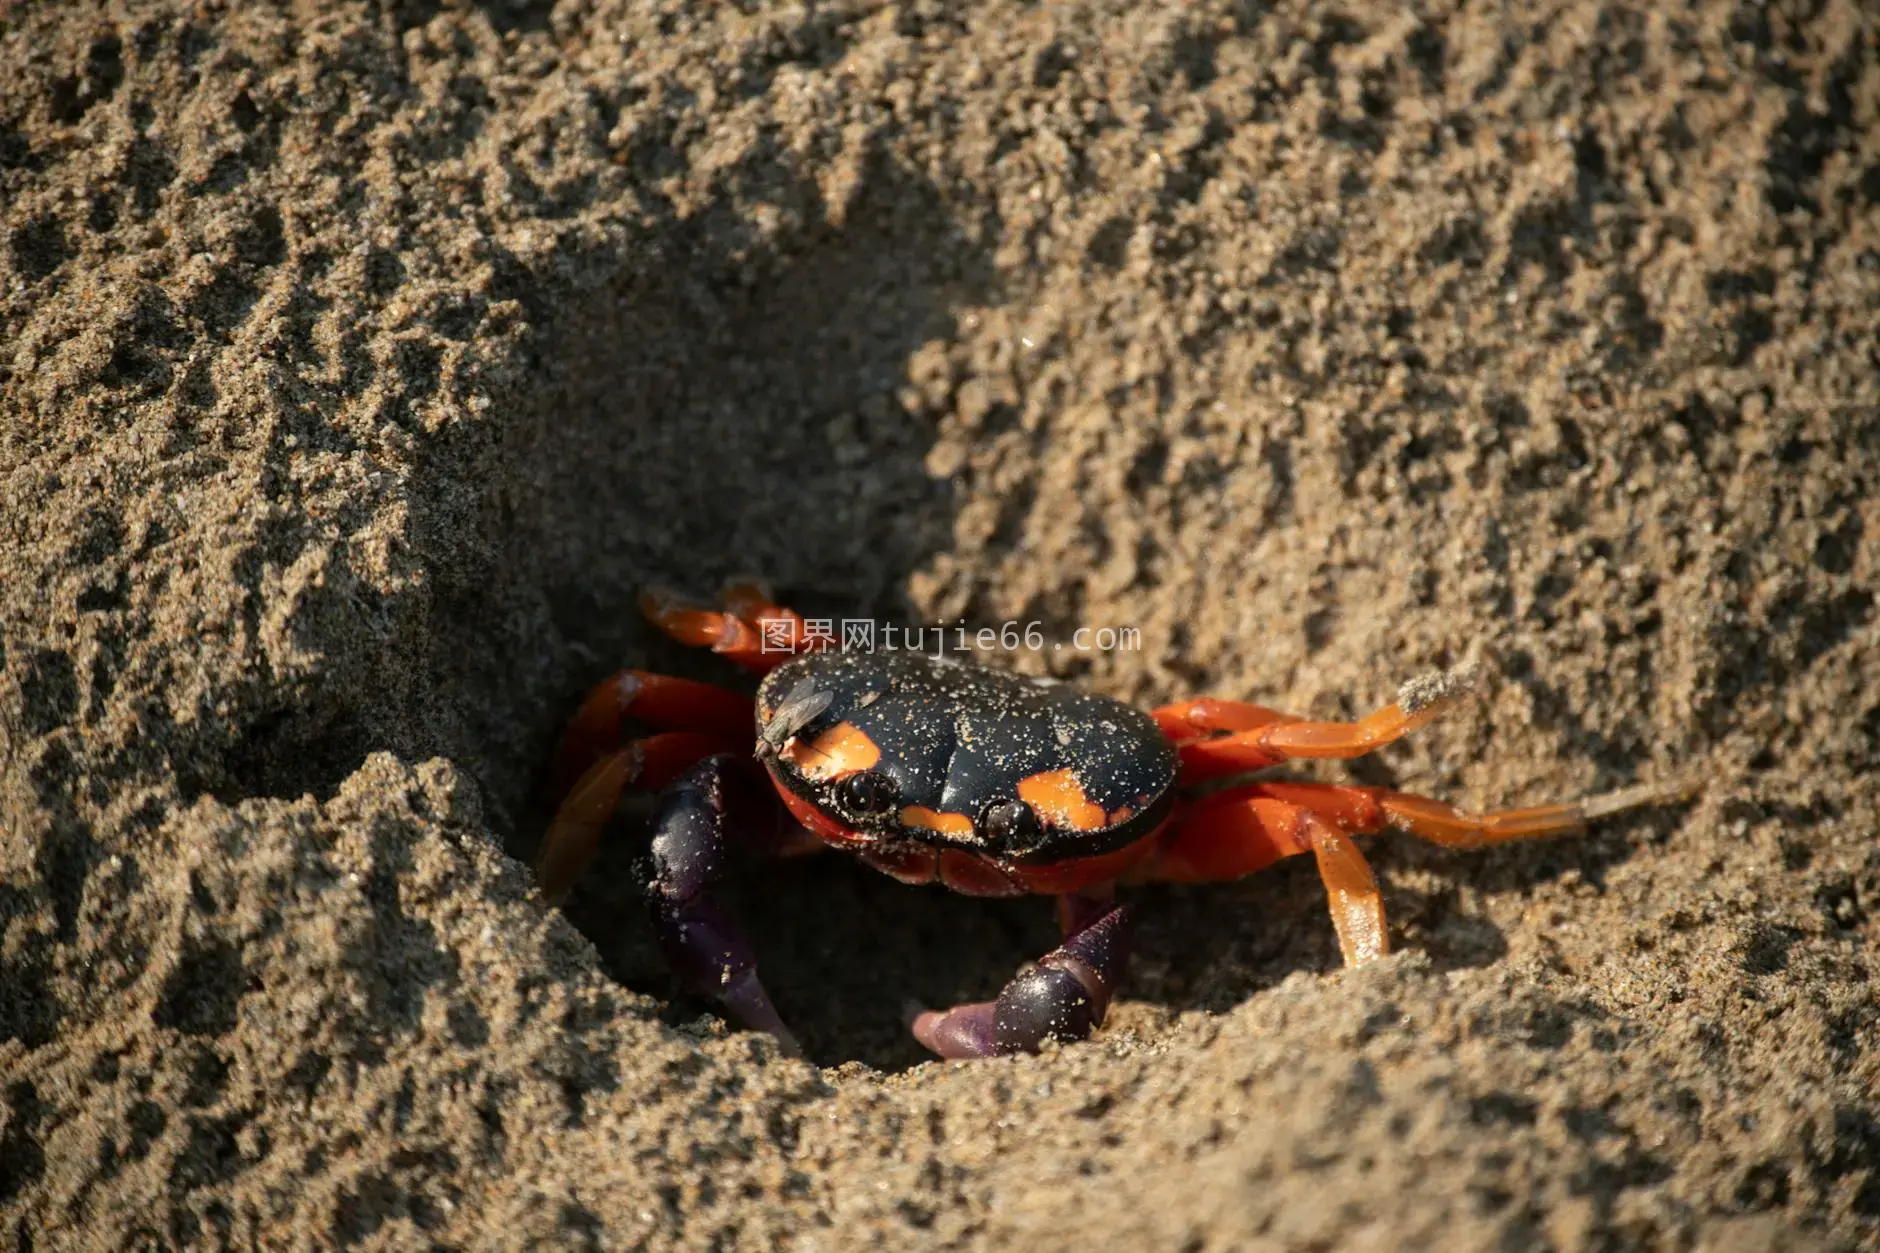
[3,1,1878,1248]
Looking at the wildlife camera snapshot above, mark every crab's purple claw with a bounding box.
[648,755,803,1055]
[912,901,1136,1059]
[910,1000,996,1058]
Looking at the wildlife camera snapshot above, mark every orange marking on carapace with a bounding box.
[779,721,881,780]
[901,805,978,839]
[1017,768,1111,832]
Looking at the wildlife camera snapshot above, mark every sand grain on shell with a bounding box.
[3,1,1878,1250]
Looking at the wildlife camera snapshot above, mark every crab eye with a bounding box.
[838,771,899,817]
[982,799,1043,848]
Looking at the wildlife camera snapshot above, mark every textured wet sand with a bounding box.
[3,2,1877,1248]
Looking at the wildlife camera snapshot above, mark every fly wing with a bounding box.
[761,677,835,748]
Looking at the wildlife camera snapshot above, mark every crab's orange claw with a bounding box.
[550,669,751,797]
[1166,665,1481,782]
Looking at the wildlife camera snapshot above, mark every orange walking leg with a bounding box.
[1142,787,1389,965]
[1143,775,1693,966]
[1364,778,1696,849]
[1161,666,1481,783]
[639,581,829,672]
[1150,697,1300,742]
[549,669,752,797]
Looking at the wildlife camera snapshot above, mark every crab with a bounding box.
[536,583,1680,1060]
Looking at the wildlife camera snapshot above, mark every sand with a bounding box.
[3,0,1878,1248]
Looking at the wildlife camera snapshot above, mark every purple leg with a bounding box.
[647,754,802,1057]
[910,899,1136,1059]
